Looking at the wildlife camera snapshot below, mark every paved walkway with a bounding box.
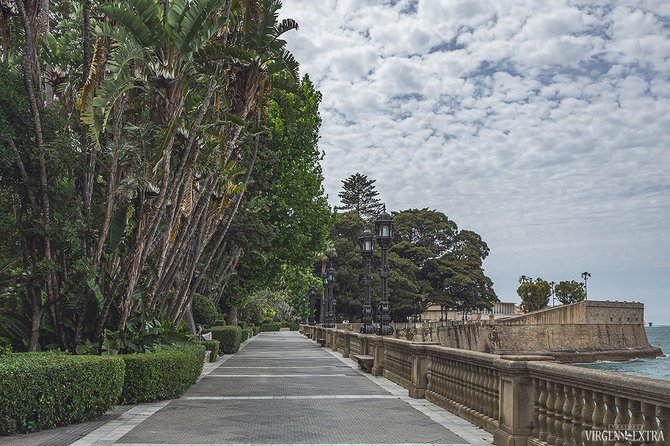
[1,332,494,446]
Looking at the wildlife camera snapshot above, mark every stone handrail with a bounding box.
[299,324,670,446]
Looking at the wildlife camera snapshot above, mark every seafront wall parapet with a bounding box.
[300,324,670,446]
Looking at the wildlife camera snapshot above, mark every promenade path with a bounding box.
[1,332,494,446]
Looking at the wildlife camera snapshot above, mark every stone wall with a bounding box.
[495,300,644,325]
[391,301,660,361]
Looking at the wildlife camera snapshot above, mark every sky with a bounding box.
[278,0,670,324]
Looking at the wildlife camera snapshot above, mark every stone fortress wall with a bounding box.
[390,301,660,362]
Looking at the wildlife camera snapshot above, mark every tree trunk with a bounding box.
[225,307,237,326]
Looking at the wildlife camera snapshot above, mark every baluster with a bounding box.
[555,384,566,446]
[447,359,455,402]
[532,378,542,439]
[592,392,606,446]
[612,397,629,446]
[656,405,669,446]
[581,389,595,446]
[475,366,485,415]
[640,402,657,446]
[492,372,499,421]
[538,379,549,441]
[562,385,575,446]
[629,399,644,444]
[486,368,495,421]
[571,386,583,446]
[547,382,557,445]
[602,394,616,446]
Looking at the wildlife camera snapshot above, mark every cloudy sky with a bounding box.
[279,0,670,324]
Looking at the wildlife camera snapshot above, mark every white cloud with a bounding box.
[280,0,670,322]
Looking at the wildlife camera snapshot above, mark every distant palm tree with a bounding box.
[518,275,530,284]
[581,272,591,300]
[550,281,556,306]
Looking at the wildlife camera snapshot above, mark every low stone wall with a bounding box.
[300,324,670,446]
[391,318,661,361]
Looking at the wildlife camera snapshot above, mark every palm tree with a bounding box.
[581,272,591,300]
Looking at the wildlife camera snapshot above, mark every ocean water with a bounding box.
[572,326,670,382]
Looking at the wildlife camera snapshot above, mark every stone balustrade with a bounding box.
[299,324,670,446]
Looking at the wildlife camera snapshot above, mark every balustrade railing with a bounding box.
[299,325,670,446]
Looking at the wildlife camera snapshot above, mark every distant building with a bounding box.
[421,302,517,321]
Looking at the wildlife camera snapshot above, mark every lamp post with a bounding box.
[320,272,327,324]
[375,210,394,336]
[329,267,336,327]
[308,286,317,325]
[359,229,375,334]
[324,267,336,328]
[300,294,307,324]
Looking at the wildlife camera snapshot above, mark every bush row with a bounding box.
[209,326,242,353]
[260,321,299,332]
[0,345,206,435]
[121,345,205,404]
[0,353,125,435]
[241,328,252,341]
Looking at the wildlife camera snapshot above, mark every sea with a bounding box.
[572,325,670,382]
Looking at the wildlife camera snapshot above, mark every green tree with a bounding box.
[517,278,550,312]
[554,280,586,305]
[337,173,384,219]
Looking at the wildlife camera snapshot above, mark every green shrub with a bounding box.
[192,294,219,327]
[241,328,252,341]
[209,326,242,354]
[0,343,11,356]
[121,345,205,404]
[214,318,226,326]
[200,340,220,361]
[260,322,282,332]
[281,321,300,331]
[0,353,125,435]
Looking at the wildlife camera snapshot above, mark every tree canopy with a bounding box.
[554,280,586,305]
[0,0,330,352]
[327,207,497,322]
[337,173,384,219]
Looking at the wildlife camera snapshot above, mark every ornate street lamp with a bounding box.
[324,267,336,328]
[375,210,394,335]
[308,286,317,325]
[320,272,327,324]
[359,229,375,334]
[300,294,307,324]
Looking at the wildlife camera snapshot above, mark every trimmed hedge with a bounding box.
[0,353,125,435]
[121,345,205,404]
[200,340,220,361]
[261,321,299,332]
[241,328,252,341]
[209,326,242,354]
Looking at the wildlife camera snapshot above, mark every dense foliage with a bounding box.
[337,173,384,219]
[0,353,125,434]
[192,294,220,328]
[209,326,242,353]
[517,277,551,312]
[120,345,205,404]
[0,0,331,351]
[329,209,498,322]
[555,280,586,305]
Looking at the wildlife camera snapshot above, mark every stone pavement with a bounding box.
[0,331,494,446]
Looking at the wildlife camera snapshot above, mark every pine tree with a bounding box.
[337,173,384,219]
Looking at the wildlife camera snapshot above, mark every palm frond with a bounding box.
[102,4,155,48]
